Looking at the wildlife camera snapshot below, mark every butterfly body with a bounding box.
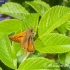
[9,28,34,54]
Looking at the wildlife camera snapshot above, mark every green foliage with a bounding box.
[57,23,67,34]
[35,33,70,53]
[0,67,2,70]
[0,2,29,20]
[22,13,39,31]
[38,6,70,36]
[65,20,70,30]
[0,35,17,69]
[0,19,23,33]
[25,1,50,16]
[18,57,60,70]
[0,0,70,70]
[58,52,70,67]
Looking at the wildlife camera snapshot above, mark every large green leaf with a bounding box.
[25,1,50,16]
[22,13,39,32]
[0,19,23,34]
[0,2,29,20]
[38,6,70,36]
[58,52,70,66]
[35,33,70,53]
[0,35,17,69]
[18,57,60,70]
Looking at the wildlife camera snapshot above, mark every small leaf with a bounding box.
[25,1,50,16]
[12,42,24,57]
[22,13,39,32]
[65,20,70,30]
[57,23,67,34]
[18,57,60,70]
[0,2,29,20]
[59,52,70,66]
[0,35,17,69]
[0,19,23,34]
[35,33,70,53]
[38,6,70,36]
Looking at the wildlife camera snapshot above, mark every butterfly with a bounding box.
[9,28,35,55]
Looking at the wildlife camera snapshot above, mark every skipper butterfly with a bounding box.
[9,28,35,55]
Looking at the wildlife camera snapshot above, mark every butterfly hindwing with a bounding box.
[27,36,34,52]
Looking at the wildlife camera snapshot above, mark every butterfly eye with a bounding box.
[30,29,33,32]
[31,29,34,34]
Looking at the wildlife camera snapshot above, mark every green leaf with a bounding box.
[58,52,70,66]
[38,6,70,36]
[0,67,2,70]
[25,1,50,16]
[12,42,24,57]
[35,33,70,53]
[18,57,60,70]
[34,0,42,1]
[22,13,39,32]
[0,19,23,34]
[0,35,17,69]
[57,23,67,34]
[65,20,70,30]
[0,32,5,39]
[0,2,29,20]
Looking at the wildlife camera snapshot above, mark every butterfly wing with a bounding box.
[9,31,26,43]
[21,36,34,56]
[9,28,34,56]
[27,37,34,52]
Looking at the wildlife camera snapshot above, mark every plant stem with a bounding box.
[22,52,30,62]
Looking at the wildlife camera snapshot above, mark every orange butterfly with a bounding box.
[9,28,35,55]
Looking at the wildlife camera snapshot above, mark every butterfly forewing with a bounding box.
[9,31,26,43]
